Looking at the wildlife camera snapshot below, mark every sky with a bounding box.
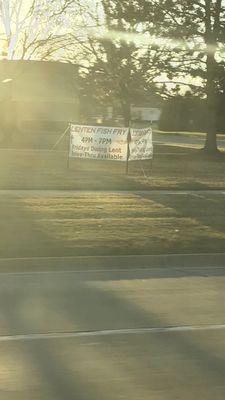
[0,0,224,93]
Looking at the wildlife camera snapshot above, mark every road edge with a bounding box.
[0,253,225,273]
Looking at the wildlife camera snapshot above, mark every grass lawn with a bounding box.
[0,191,225,258]
[1,135,225,260]
[0,144,225,190]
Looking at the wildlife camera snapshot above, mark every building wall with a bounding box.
[0,60,79,130]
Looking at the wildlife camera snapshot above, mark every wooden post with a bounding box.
[150,123,153,172]
[150,156,153,170]
[67,124,71,169]
[126,127,131,175]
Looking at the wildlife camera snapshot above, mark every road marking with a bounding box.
[1,189,225,195]
[0,268,166,276]
[0,267,161,277]
[190,193,206,199]
[1,324,225,342]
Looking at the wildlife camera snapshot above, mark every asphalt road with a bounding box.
[153,132,225,148]
[1,257,225,400]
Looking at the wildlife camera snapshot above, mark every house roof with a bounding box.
[0,60,78,103]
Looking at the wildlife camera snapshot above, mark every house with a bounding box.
[103,95,163,126]
[130,105,162,122]
[0,60,79,135]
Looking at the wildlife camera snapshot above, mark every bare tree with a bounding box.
[0,0,78,60]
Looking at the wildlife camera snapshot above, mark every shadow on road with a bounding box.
[1,273,225,399]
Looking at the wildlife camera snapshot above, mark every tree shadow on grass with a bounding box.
[130,147,225,190]
[138,191,225,251]
[1,189,225,259]
[0,195,67,258]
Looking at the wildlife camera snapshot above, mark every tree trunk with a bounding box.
[122,100,131,127]
[119,80,131,127]
[204,52,218,153]
[204,0,219,154]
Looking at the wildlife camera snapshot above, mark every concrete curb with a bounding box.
[0,253,225,273]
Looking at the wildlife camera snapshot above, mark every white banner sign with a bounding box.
[69,124,129,161]
[129,127,153,161]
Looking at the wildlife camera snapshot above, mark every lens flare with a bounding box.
[90,28,223,55]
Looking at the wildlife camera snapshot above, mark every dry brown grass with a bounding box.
[1,192,225,259]
[0,145,225,190]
